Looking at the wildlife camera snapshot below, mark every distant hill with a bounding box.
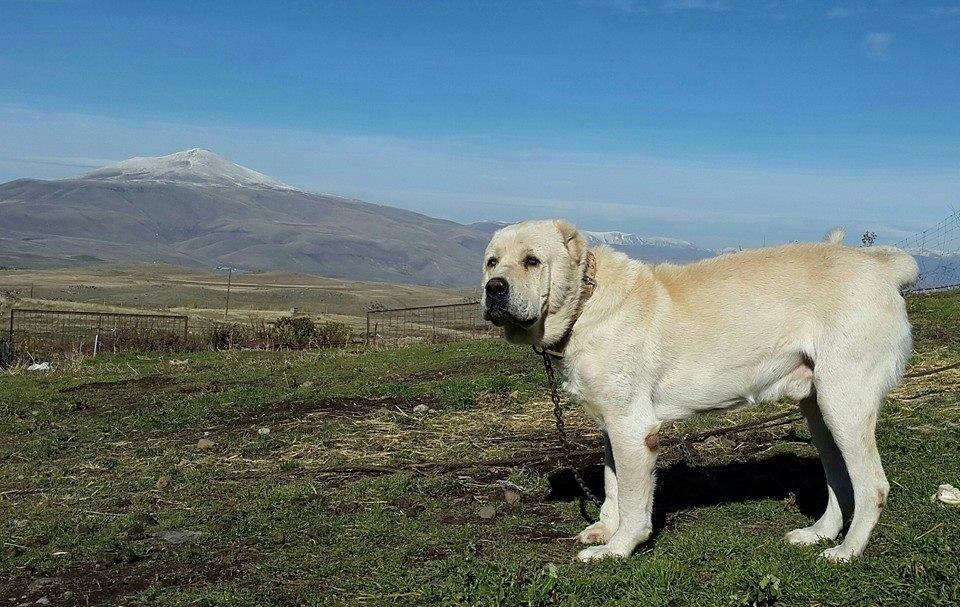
[910,249,960,290]
[0,149,715,285]
[581,230,714,264]
[0,149,493,286]
[470,223,715,264]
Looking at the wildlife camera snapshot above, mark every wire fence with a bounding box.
[895,210,960,291]
[0,285,37,298]
[5,308,189,362]
[365,301,494,347]
[4,211,959,361]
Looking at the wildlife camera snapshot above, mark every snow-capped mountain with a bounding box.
[582,230,714,263]
[0,149,487,286]
[81,148,296,190]
[582,230,701,251]
[0,148,717,283]
[469,223,714,264]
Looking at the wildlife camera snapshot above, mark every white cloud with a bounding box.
[862,32,892,59]
[929,5,960,17]
[0,105,956,248]
[825,6,874,19]
[576,0,648,13]
[0,155,116,169]
[578,0,728,13]
[660,0,727,11]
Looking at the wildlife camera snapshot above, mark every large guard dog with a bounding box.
[481,219,918,562]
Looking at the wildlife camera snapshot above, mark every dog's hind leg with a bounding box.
[812,372,891,562]
[785,393,852,546]
[578,432,619,544]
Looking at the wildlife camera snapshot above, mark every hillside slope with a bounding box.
[0,149,716,285]
[0,150,488,286]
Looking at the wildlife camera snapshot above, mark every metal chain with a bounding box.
[539,349,602,522]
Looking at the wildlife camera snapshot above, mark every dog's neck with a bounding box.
[538,250,598,357]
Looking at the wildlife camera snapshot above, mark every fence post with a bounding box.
[224,268,232,319]
[93,314,102,357]
[365,312,371,347]
[7,309,13,362]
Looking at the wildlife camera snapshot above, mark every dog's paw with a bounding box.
[785,526,834,546]
[577,521,614,544]
[819,545,856,563]
[576,544,627,562]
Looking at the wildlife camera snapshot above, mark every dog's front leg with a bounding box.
[577,414,658,562]
[577,432,619,544]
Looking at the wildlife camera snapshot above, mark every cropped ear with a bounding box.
[553,219,585,263]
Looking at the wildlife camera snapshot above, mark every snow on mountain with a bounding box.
[1,149,491,285]
[2,147,717,281]
[81,148,296,190]
[582,230,701,250]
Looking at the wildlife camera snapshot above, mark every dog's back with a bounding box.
[651,231,917,318]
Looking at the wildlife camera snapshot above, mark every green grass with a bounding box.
[2,294,959,606]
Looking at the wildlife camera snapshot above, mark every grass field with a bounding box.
[0,264,474,330]
[2,292,959,606]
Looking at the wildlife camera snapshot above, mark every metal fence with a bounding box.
[364,301,495,347]
[895,210,960,291]
[5,308,189,361]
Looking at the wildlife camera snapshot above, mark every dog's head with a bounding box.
[481,219,586,344]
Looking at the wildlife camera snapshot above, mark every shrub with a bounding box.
[203,322,257,350]
[272,316,317,348]
[271,316,352,349]
[314,321,352,347]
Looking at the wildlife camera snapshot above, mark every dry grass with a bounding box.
[1,293,959,606]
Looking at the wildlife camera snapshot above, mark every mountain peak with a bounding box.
[81,148,295,190]
[582,230,699,250]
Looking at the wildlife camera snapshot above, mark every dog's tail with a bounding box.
[823,227,845,245]
[862,246,920,290]
[822,226,918,289]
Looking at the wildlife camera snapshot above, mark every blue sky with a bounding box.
[1,1,959,247]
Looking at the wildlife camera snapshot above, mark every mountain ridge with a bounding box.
[81,148,296,190]
[0,149,716,285]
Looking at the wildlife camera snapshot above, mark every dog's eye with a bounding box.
[523,256,541,268]
[486,257,498,269]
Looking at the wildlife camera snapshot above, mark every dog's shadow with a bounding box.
[546,452,826,532]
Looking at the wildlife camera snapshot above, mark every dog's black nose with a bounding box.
[485,277,509,298]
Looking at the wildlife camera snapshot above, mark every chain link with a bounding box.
[539,350,602,522]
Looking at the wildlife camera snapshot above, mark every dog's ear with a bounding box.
[554,219,585,263]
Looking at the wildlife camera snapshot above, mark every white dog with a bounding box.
[481,219,918,562]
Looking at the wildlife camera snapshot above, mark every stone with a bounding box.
[26,578,58,594]
[153,529,201,545]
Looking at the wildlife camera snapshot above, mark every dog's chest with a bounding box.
[558,357,622,421]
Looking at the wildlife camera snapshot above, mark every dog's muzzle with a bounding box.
[485,277,509,300]
[483,277,536,327]
[483,277,510,324]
